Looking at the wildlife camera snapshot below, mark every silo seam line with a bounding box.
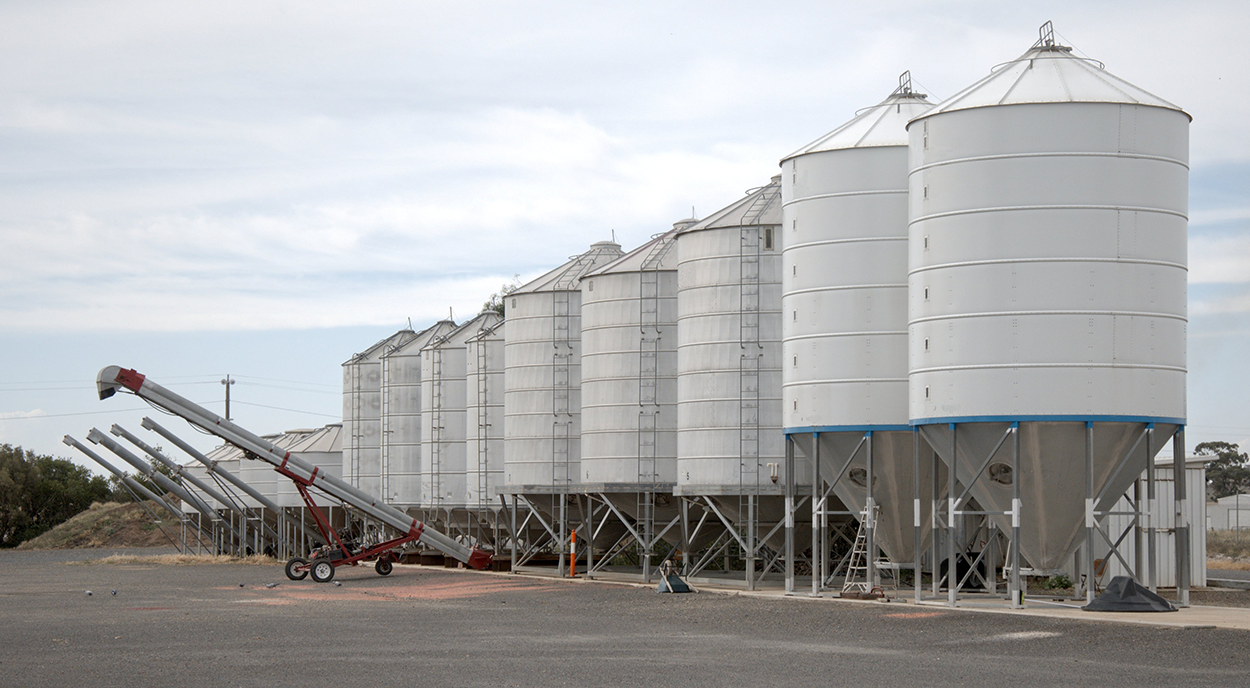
[909,204,1187,225]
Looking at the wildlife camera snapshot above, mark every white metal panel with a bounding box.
[342,329,418,495]
[276,424,344,508]
[676,178,793,495]
[466,320,505,506]
[1103,460,1207,587]
[580,226,684,488]
[421,313,502,509]
[503,242,624,492]
[909,101,1189,422]
[783,92,930,430]
[379,321,456,505]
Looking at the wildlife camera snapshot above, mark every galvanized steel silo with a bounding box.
[908,27,1189,572]
[503,241,624,493]
[378,321,456,506]
[421,312,504,510]
[342,329,418,496]
[466,319,506,508]
[782,75,939,564]
[675,178,787,497]
[580,221,691,490]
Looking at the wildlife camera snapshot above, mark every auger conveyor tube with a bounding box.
[111,424,279,543]
[97,366,491,569]
[63,435,184,520]
[141,417,284,515]
[87,428,223,524]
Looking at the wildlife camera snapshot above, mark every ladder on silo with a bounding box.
[738,223,762,497]
[380,354,393,503]
[430,346,444,509]
[550,250,599,492]
[349,361,363,489]
[637,232,676,537]
[475,335,491,509]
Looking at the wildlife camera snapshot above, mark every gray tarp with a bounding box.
[1082,576,1176,612]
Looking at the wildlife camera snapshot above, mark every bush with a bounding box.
[0,444,113,547]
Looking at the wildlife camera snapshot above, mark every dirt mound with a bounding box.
[16,501,180,550]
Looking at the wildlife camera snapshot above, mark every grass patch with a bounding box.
[1207,530,1250,561]
[16,501,180,550]
[69,553,277,567]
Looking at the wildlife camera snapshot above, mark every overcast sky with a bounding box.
[2,1,1248,468]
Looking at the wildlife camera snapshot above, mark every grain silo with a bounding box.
[465,318,505,513]
[675,177,815,579]
[342,329,419,496]
[502,241,624,496]
[579,221,693,562]
[781,74,941,575]
[378,320,457,506]
[908,24,1188,593]
[420,312,503,515]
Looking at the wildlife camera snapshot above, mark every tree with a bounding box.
[482,275,522,316]
[1196,441,1250,501]
[0,444,113,546]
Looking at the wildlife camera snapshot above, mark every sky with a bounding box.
[2,0,1248,470]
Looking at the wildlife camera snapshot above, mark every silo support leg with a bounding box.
[1174,427,1189,607]
[1085,422,1096,605]
[785,435,794,595]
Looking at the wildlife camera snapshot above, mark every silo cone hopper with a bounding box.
[921,421,1178,573]
[792,431,944,564]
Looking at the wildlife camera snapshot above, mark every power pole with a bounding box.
[221,375,235,420]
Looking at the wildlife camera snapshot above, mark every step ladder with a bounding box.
[842,505,879,594]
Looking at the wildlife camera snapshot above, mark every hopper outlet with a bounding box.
[920,420,1178,573]
[792,430,944,564]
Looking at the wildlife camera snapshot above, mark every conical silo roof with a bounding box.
[784,74,932,160]
[427,311,503,350]
[385,319,457,358]
[342,328,418,366]
[912,23,1188,123]
[585,218,696,277]
[681,176,782,234]
[514,240,624,294]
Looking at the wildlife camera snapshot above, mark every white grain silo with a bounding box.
[908,24,1188,582]
[502,241,624,496]
[342,329,419,495]
[579,221,693,556]
[466,318,505,512]
[378,320,457,507]
[420,312,503,515]
[782,73,941,569]
[675,176,811,560]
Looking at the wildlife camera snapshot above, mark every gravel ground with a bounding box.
[2,547,1249,687]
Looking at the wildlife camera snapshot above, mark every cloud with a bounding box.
[1190,233,1250,285]
[0,410,45,420]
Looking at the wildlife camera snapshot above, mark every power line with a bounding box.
[232,402,340,417]
[0,400,216,421]
[233,374,339,389]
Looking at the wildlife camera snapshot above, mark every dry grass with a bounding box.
[70,553,277,567]
[16,501,176,550]
[1207,557,1250,571]
[1206,529,1250,567]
